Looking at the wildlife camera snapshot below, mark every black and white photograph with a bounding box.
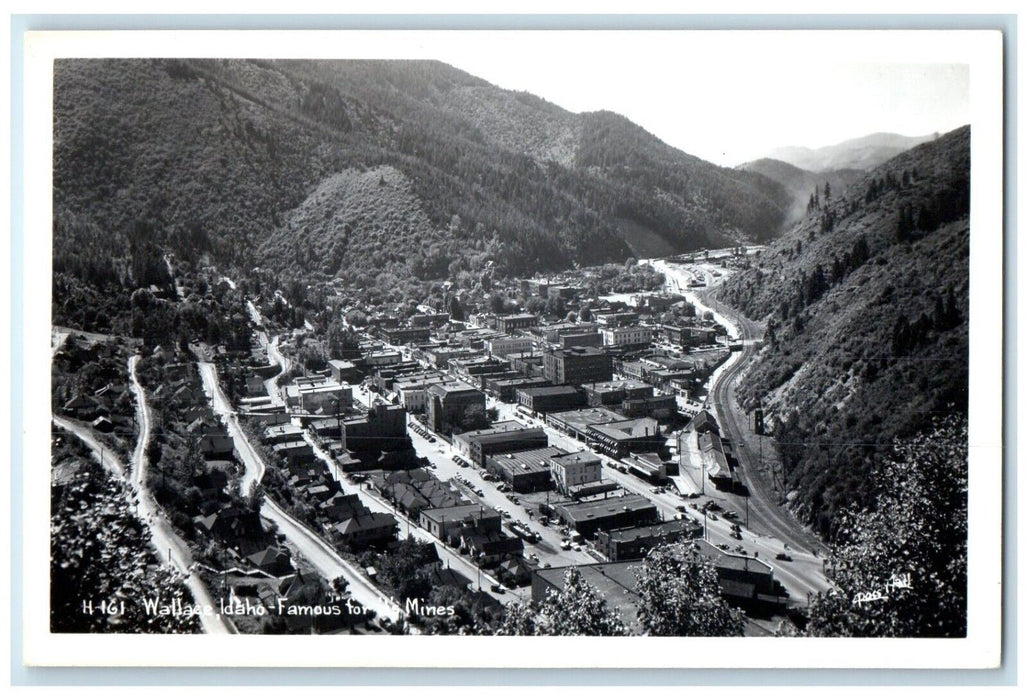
[15,23,1006,671]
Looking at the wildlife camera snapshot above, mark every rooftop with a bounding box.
[556,494,656,521]
[550,449,601,468]
[590,417,661,440]
[488,447,567,476]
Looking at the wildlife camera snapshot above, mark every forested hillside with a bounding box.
[53,58,794,332]
[719,126,969,538]
[736,158,864,224]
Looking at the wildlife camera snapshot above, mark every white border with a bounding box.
[20,28,1004,668]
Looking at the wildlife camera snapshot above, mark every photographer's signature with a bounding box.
[852,572,913,606]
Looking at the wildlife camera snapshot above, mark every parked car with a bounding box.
[775,552,793,561]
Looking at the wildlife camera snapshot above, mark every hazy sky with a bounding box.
[430,32,971,167]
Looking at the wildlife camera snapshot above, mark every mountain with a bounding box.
[736,158,864,223]
[52,58,794,326]
[765,132,938,173]
[719,125,969,539]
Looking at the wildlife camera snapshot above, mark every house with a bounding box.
[333,512,398,551]
[420,504,501,543]
[199,434,235,461]
[459,528,524,567]
[91,416,114,433]
[194,505,271,555]
[247,545,295,577]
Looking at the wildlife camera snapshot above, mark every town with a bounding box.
[51,249,833,636]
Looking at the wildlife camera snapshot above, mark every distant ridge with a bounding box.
[763,132,937,173]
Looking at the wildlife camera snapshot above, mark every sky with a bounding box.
[429,32,971,167]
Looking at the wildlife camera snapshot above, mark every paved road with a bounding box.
[260,498,401,622]
[197,360,405,619]
[264,336,291,404]
[655,260,829,558]
[198,361,267,495]
[304,431,515,604]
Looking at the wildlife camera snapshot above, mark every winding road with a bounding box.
[197,360,401,621]
[654,260,828,557]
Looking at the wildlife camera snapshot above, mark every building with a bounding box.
[663,324,719,348]
[485,375,550,402]
[595,311,640,328]
[560,331,603,349]
[343,403,408,453]
[496,313,538,334]
[620,393,677,420]
[379,326,432,346]
[487,336,536,357]
[549,450,603,496]
[327,359,361,384]
[531,563,644,634]
[694,539,788,612]
[362,350,403,368]
[699,431,735,485]
[393,372,446,413]
[546,406,626,442]
[601,325,654,350]
[460,426,549,469]
[452,421,526,459]
[419,504,501,543]
[582,380,654,407]
[552,494,659,539]
[263,423,305,445]
[623,452,669,484]
[532,540,787,628]
[587,417,663,458]
[333,512,398,551]
[486,446,566,493]
[542,346,612,386]
[425,380,487,434]
[515,385,586,414]
[595,519,703,561]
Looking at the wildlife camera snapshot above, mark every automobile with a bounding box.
[723,511,739,520]
[717,543,730,551]
[675,505,687,513]
[475,489,485,497]
[427,436,436,443]
[571,544,582,552]
[775,553,793,562]
[708,513,719,521]
[560,540,571,550]
[490,583,505,594]
[730,530,742,540]
[528,553,539,562]
[542,562,552,569]
[734,545,746,554]
[510,496,520,505]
